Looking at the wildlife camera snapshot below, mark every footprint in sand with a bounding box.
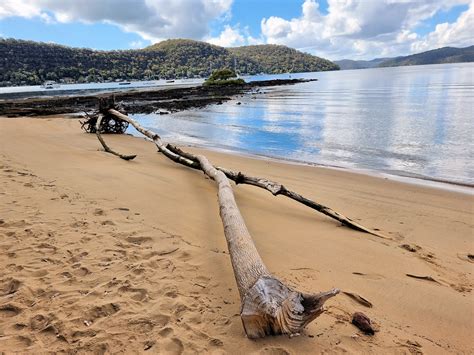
[0,278,21,296]
[35,243,57,253]
[118,285,149,302]
[73,266,91,277]
[0,336,33,348]
[30,314,50,330]
[32,269,48,278]
[0,303,23,317]
[128,318,157,332]
[39,324,68,343]
[126,236,153,245]
[159,327,174,337]
[163,338,184,354]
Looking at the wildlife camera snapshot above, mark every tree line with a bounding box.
[0,38,339,86]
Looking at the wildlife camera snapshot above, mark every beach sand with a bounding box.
[0,116,472,354]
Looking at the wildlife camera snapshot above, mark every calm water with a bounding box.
[131,63,474,187]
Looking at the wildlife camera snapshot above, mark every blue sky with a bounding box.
[0,0,472,59]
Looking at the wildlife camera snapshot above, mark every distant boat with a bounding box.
[166,80,175,83]
[118,82,131,85]
[41,81,60,89]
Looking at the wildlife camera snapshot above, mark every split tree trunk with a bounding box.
[105,108,339,338]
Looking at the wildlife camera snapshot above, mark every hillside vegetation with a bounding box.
[335,45,474,70]
[0,38,338,86]
[229,44,338,73]
[334,58,389,70]
[378,45,474,67]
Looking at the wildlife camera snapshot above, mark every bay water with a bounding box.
[131,63,474,187]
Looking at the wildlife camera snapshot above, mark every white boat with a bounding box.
[41,81,60,89]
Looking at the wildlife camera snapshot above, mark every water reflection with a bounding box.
[131,63,474,186]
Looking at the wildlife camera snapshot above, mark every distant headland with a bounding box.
[335,45,474,70]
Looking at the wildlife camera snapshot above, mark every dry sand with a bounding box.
[0,116,472,354]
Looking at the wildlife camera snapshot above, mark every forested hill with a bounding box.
[228,44,338,73]
[335,45,474,70]
[378,45,474,67]
[0,38,339,87]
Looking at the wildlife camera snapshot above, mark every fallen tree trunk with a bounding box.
[103,108,339,338]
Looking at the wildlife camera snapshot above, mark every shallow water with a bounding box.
[131,63,474,186]
[0,78,204,100]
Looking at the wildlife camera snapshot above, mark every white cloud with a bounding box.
[411,1,474,52]
[0,0,233,43]
[0,0,43,19]
[260,0,473,59]
[206,24,263,47]
[207,25,244,46]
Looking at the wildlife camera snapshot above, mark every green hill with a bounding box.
[378,45,474,67]
[0,38,339,87]
[229,44,338,73]
[334,58,391,70]
[335,45,474,70]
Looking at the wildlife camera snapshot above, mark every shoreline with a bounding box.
[0,78,314,117]
[0,116,472,353]
[131,133,474,195]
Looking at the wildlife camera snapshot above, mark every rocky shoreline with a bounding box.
[0,78,316,117]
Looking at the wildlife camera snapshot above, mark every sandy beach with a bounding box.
[0,116,472,354]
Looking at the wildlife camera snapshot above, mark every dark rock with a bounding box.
[352,312,375,335]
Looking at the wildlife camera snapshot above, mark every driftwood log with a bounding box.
[98,108,340,338]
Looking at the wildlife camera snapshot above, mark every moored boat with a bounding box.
[41,81,60,89]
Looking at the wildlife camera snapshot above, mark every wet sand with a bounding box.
[0,117,472,354]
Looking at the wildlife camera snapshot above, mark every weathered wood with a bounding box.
[108,109,200,169]
[95,114,136,160]
[342,291,373,308]
[106,108,339,338]
[406,274,441,284]
[166,144,388,239]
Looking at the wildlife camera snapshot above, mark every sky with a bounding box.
[0,0,472,60]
